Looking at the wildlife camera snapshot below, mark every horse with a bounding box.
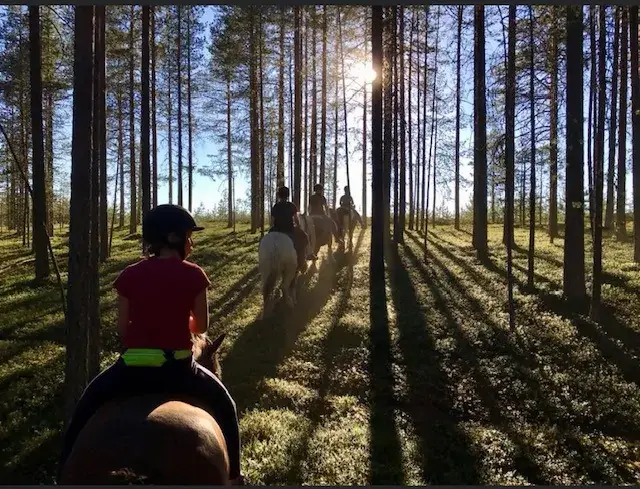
[299,212,336,266]
[258,231,299,317]
[58,334,232,485]
[330,208,363,250]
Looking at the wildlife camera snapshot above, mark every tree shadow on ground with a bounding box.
[222,239,358,414]
[209,266,260,326]
[388,245,482,484]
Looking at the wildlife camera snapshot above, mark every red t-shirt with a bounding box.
[114,257,211,350]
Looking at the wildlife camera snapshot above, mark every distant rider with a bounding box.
[270,186,311,271]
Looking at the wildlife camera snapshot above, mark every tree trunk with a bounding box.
[549,8,559,241]
[590,5,606,319]
[276,7,285,189]
[129,6,137,234]
[383,7,394,241]
[65,5,96,424]
[45,92,54,237]
[527,6,536,290]
[392,7,399,244]
[310,7,318,191]
[455,5,462,231]
[293,6,302,209]
[630,6,640,262]
[407,10,415,231]
[151,6,158,208]
[617,7,628,239]
[564,5,586,300]
[426,8,440,240]
[362,14,368,227]
[398,6,406,241]
[29,6,49,281]
[118,91,125,228]
[186,7,193,212]
[97,6,107,262]
[605,8,620,230]
[473,5,488,259]
[333,24,339,208]
[414,13,421,232]
[303,10,309,210]
[167,15,173,205]
[259,11,266,236]
[249,8,258,230]
[419,7,428,233]
[141,6,151,224]
[371,6,384,276]
[226,78,233,228]
[587,6,596,235]
[506,5,517,331]
[321,6,327,190]
[177,6,183,207]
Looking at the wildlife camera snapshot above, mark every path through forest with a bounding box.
[1,222,640,484]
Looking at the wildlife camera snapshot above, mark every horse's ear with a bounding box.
[209,333,226,353]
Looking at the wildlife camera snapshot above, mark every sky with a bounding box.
[48,5,633,220]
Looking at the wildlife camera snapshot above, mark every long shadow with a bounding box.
[222,233,363,415]
[386,245,481,484]
[209,267,261,325]
[406,241,630,483]
[286,250,361,483]
[368,256,404,484]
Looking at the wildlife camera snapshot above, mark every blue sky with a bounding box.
[50,6,633,219]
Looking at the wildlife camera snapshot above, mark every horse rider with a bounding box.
[336,186,356,237]
[58,204,243,485]
[270,186,312,271]
[309,183,342,246]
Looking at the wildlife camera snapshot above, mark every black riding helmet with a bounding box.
[143,204,204,258]
[277,186,290,200]
[313,184,323,193]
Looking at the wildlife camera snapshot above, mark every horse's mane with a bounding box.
[190,332,209,361]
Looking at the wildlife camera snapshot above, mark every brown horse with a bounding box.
[58,334,232,485]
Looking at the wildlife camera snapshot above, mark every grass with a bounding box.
[1,221,640,484]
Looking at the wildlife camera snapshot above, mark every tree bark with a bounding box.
[186,7,193,212]
[151,6,157,208]
[141,6,151,223]
[527,7,536,290]
[630,6,640,262]
[617,7,628,239]
[398,6,406,241]
[371,6,384,277]
[564,5,586,300]
[293,6,302,209]
[473,5,488,259]
[549,8,559,241]
[310,7,318,190]
[65,5,96,424]
[129,6,137,234]
[506,5,517,331]
[276,7,285,189]
[321,6,327,190]
[454,5,462,231]
[362,14,368,227]
[177,6,183,207]
[226,78,233,228]
[29,6,49,281]
[605,8,620,230]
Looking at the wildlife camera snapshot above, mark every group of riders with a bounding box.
[271,183,357,271]
[58,187,361,484]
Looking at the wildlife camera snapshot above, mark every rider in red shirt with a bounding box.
[58,205,243,484]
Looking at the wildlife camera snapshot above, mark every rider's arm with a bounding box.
[191,288,209,334]
[294,212,301,227]
[117,294,130,339]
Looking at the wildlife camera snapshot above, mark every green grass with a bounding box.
[1,222,640,484]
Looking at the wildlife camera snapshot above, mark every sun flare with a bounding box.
[350,61,377,84]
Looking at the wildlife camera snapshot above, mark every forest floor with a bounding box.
[2,221,640,484]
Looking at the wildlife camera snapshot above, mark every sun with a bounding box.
[350,61,377,84]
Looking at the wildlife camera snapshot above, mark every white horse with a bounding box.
[299,213,335,265]
[258,231,298,318]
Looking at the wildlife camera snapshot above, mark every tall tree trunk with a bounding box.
[549,8,559,241]
[383,7,394,241]
[259,11,265,236]
[276,7,285,188]
[506,5,517,331]
[129,6,137,234]
[587,6,596,235]
[141,6,151,224]
[527,6,536,290]
[473,5,488,259]
[371,6,384,276]
[177,6,183,207]
[167,19,173,204]
[338,6,353,252]
[29,6,49,281]
[414,13,421,232]
[362,14,368,227]
[427,8,440,237]
[310,7,318,191]
[226,78,234,228]
[118,91,125,228]
[187,7,193,212]
[617,6,628,239]
[419,7,428,233]
[407,10,414,231]
[392,7,399,244]
[97,6,107,262]
[303,10,309,210]
[591,5,606,319]
[249,7,258,230]
[293,6,302,209]
[151,6,157,208]
[333,26,339,208]
[320,6,327,190]
[65,5,96,424]
[45,89,54,236]
[455,5,462,231]
[398,6,406,241]
[605,8,620,230]
[289,41,294,190]
[630,6,640,262]
[564,5,586,300]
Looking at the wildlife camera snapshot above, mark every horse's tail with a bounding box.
[104,468,152,485]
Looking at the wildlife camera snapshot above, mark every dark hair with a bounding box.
[344,186,350,193]
[313,184,323,192]
[277,186,290,199]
